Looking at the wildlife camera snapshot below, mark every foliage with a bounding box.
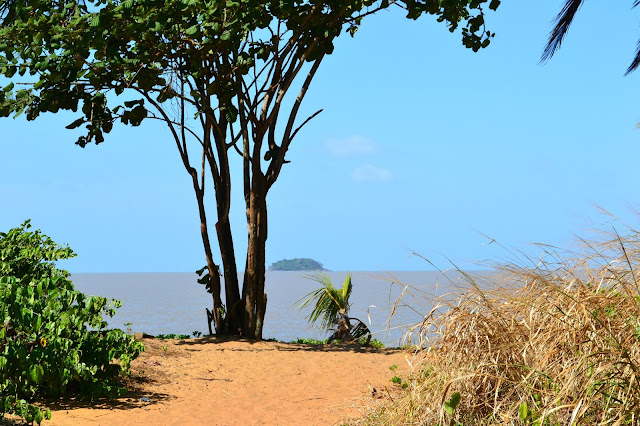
[542,0,640,74]
[299,273,352,331]
[298,273,378,344]
[291,337,336,345]
[367,338,385,349]
[268,258,325,271]
[0,221,144,424]
[370,224,640,424]
[155,333,191,340]
[0,0,499,134]
[290,336,384,347]
[0,0,500,339]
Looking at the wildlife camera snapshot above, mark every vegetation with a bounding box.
[290,337,384,348]
[268,258,325,271]
[370,225,640,425]
[0,221,143,425]
[0,0,499,340]
[542,0,640,74]
[155,333,191,340]
[298,273,373,343]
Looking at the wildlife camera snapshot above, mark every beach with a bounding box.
[42,338,411,425]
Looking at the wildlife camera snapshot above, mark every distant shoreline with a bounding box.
[69,269,494,274]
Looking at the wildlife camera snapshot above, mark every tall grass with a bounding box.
[372,227,640,425]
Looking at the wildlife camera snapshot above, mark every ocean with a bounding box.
[70,270,481,346]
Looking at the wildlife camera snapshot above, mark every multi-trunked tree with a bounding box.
[0,0,499,339]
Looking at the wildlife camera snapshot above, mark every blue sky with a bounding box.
[2,1,640,273]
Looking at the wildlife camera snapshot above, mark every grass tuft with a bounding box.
[371,225,640,425]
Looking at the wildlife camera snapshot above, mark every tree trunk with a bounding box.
[215,216,242,335]
[242,172,268,340]
[192,184,224,335]
[328,313,355,342]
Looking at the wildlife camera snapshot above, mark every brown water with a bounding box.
[71,270,481,345]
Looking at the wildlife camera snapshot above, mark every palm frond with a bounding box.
[541,0,585,63]
[340,273,352,310]
[629,1,640,74]
[297,273,352,331]
[626,38,640,74]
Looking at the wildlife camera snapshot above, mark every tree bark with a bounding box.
[328,313,355,342]
[243,171,268,340]
[192,184,224,335]
[215,216,241,334]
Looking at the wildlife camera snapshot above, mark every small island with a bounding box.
[268,258,326,271]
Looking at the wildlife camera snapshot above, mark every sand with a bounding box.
[40,337,410,425]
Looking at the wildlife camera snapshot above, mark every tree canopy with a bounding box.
[0,0,499,133]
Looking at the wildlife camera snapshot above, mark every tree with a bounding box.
[298,273,370,343]
[0,0,499,340]
[541,0,640,74]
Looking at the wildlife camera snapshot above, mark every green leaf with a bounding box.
[124,99,143,108]
[444,392,461,416]
[33,409,44,424]
[29,364,44,384]
[519,401,529,421]
[65,118,85,129]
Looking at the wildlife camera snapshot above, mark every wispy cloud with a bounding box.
[351,164,393,183]
[323,135,378,157]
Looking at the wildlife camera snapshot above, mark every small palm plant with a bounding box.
[298,273,371,343]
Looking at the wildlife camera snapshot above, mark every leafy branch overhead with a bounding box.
[0,0,498,149]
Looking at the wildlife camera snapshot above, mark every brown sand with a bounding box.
[41,337,410,425]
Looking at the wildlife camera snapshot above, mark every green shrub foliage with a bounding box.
[0,221,144,424]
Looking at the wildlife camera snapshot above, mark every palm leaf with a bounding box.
[297,273,352,331]
[541,0,585,63]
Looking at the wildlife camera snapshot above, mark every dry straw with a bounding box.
[370,226,640,425]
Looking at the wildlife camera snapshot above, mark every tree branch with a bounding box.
[266,56,323,188]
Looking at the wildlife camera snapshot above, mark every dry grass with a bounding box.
[370,228,640,425]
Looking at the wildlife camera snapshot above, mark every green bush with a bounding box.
[0,221,144,424]
[155,333,190,340]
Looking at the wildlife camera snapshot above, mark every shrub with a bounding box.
[0,221,144,424]
[373,226,640,425]
[298,273,374,343]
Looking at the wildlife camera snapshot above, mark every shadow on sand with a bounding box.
[42,374,172,413]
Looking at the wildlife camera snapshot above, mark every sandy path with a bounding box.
[42,337,410,425]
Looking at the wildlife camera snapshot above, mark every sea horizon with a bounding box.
[69,270,490,345]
